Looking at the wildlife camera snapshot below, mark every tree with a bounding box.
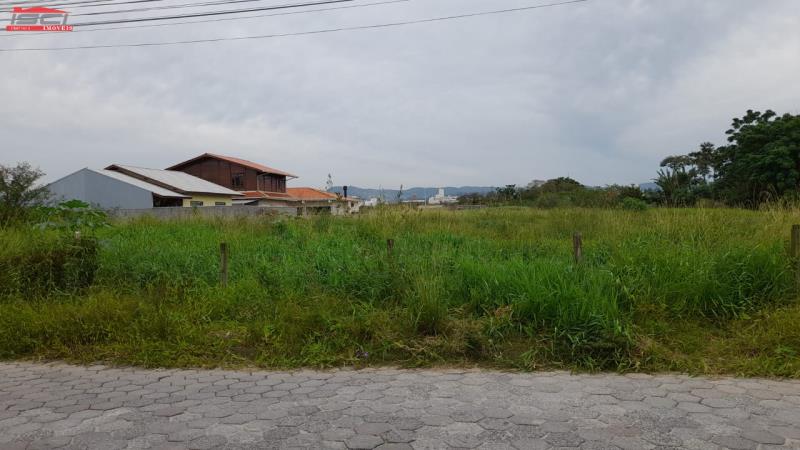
[688,142,718,181]
[539,177,583,193]
[496,185,519,202]
[714,110,800,205]
[0,162,50,225]
[654,151,708,205]
[654,167,697,206]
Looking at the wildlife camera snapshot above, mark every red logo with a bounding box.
[6,6,73,32]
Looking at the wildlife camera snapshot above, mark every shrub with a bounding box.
[0,234,99,298]
[621,197,648,211]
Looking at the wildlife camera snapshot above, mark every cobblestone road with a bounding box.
[1,362,799,449]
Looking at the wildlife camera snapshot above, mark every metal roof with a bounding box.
[91,169,189,198]
[106,165,242,196]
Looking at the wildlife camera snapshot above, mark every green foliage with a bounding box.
[539,177,583,193]
[652,110,800,207]
[0,208,797,375]
[34,200,110,232]
[466,178,650,209]
[716,110,800,205]
[0,162,50,226]
[621,197,648,211]
[0,231,99,299]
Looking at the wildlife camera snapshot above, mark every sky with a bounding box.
[1,0,799,189]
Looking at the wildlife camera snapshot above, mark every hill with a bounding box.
[329,186,496,202]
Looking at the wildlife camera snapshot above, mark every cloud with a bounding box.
[0,0,797,188]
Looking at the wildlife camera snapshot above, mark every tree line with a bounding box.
[655,109,799,207]
[461,109,800,208]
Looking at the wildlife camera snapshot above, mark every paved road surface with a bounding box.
[1,362,799,449]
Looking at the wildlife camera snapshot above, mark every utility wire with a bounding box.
[0,0,408,37]
[0,0,119,8]
[83,0,353,26]
[0,0,170,10]
[5,0,355,27]
[69,0,351,17]
[1,0,216,12]
[0,0,589,52]
[0,0,349,15]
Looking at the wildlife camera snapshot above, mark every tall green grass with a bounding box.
[0,207,797,373]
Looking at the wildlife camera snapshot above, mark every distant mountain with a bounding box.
[329,183,660,201]
[329,186,496,203]
[639,182,660,191]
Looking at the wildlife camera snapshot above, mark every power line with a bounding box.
[69,0,349,17]
[62,0,352,26]
[1,0,217,12]
[0,0,408,37]
[0,0,589,52]
[0,0,124,8]
[0,0,353,27]
[0,0,351,17]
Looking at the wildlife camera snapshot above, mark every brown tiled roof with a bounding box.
[287,187,339,201]
[241,190,298,201]
[166,153,297,178]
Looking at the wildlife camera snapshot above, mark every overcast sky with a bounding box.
[1,0,799,189]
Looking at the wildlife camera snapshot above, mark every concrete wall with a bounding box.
[181,194,234,207]
[108,205,298,220]
[47,168,155,209]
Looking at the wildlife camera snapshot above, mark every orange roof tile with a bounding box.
[241,190,298,200]
[287,187,341,201]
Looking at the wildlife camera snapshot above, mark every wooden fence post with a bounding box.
[387,239,395,258]
[573,232,582,265]
[220,242,229,287]
[792,225,800,286]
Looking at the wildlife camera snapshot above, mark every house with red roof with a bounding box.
[167,154,358,214]
[167,153,299,207]
[287,187,360,215]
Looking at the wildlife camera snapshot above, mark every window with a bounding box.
[190,201,204,207]
[232,173,244,189]
[215,202,226,206]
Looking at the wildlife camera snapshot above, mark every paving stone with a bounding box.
[544,431,585,447]
[323,428,356,441]
[152,406,185,417]
[187,434,227,449]
[420,415,453,426]
[356,422,393,435]
[2,363,799,450]
[382,429,415,443]
[710,435,757,450]
[219,413,256,424]
[451,410,484,422]
[740,429,784,445]
[375,444,413,450]
[394,418,424,430]
[346,434,384,449]
[166,428,205,442]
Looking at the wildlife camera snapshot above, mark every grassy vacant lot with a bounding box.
[1,207,798,377]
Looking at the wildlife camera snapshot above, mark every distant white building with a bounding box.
[363,197,380,207]
[427,188,458,205]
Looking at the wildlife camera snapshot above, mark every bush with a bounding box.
[0,234,99,298]
[621,197,649,211]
